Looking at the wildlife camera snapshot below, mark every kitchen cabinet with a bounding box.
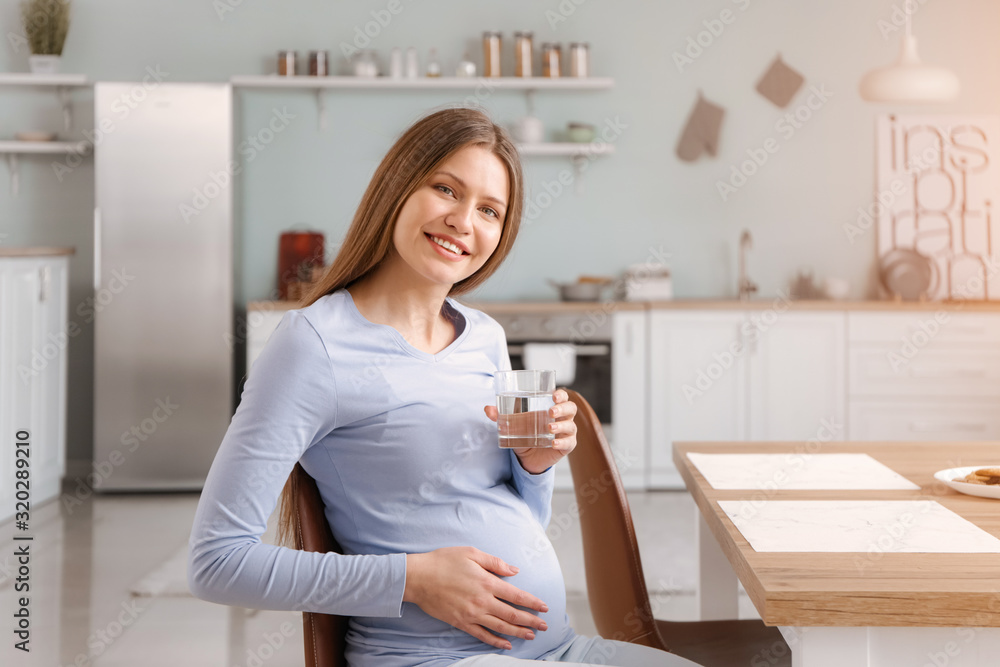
[609,310,648,490]
[648,309,846,489]
[847,311,1000,443]
[747,312,846,440]
[0,252,71,524]
[649,311,748,489]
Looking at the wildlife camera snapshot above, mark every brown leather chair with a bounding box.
[289,462,350,667]
[564,388,791,667]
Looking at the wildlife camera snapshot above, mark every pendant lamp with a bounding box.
[858,10,959,103]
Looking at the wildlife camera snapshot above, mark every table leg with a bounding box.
[779,626,1000,666]
[695,509,738,620]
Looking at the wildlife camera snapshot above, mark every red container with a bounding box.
[278,230,325,300]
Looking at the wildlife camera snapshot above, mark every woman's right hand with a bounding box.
[403,546,549,651]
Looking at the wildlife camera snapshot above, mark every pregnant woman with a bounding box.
[187,107,700,667]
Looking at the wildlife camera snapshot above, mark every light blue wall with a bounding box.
[2,0,998,463]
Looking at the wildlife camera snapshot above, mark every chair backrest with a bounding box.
[290,463,351,666]
[564,389,669,650]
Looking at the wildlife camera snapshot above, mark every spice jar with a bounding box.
[405,47,418,78]
[514,31,533,77]
[278,51,297,76]
[569,42,589,77]
[483,31,502,77]
[308,50,328,76]
[389,47,403,78]
[541,42,562,78]
[426,47,441,77]
[353,50,378,77]
[456,53,476,78]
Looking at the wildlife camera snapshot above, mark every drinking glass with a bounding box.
[494,370,556,448]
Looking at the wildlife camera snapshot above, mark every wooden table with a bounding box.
[673,441,1000,667]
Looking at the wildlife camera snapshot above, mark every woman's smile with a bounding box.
[425,232,471,261]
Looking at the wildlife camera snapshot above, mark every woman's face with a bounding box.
[389,145,509,289]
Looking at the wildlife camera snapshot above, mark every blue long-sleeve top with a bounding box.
[187,288,575,666]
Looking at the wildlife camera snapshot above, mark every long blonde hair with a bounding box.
[274,107,524,547]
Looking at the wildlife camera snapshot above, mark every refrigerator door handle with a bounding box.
[93,207,101,292]
[39,265,50,302]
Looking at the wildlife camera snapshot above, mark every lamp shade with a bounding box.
[859,35,960,103]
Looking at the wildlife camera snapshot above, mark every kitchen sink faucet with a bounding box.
[738,229,758,301]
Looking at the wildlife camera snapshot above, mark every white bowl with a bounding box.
[934,466,1000,500]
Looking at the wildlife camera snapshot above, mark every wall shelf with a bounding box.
[0,73,89,86]
[517,142,615,156]
[0,140,91,197]
[231,74,615,133]
[0,140,90,153]
[0,73,90,133]
[230,75,618,183]
[230,75,614,90]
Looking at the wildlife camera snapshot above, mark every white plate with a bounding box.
[934,466,1000,500]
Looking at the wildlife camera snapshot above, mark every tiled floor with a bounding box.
[0,486,756,666]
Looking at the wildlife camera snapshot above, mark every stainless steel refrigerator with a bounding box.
[93,83,233,491]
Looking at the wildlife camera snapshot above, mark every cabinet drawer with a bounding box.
[848,312,1000,345]
[849,347,1000,398]
[849,402,1000,442]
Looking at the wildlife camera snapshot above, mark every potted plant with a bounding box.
[21,0,71,74]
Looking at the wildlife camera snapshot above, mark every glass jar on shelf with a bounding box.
[308,50,328,76]
[426,47,441,77]
[405,47,418,78]
[389,47,403,78]
[278,50,297,76]
[514,31,533,77]
[352,50,378,77]
[569,42,589,77]
[456,53,476,78]
[483,31,502,77]
[541,42,562,77]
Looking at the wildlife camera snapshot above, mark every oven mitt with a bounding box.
[755,54,805,108]
[676,91,726,162]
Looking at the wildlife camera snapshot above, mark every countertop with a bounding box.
[0,246,76,257]
[247,298,1000,313]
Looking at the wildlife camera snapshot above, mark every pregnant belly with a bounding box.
[487,535,572,659]
[350,503,573,660]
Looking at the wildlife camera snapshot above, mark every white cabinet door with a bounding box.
[33,258,69,501]
[0,261,40,524]
[748,312,847,442]
[0,257,69,525]
[611,310,647,489]
[1,261,38,523]
[649,311,748,489]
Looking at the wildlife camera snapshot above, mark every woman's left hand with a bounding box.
[484,389,578,474]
